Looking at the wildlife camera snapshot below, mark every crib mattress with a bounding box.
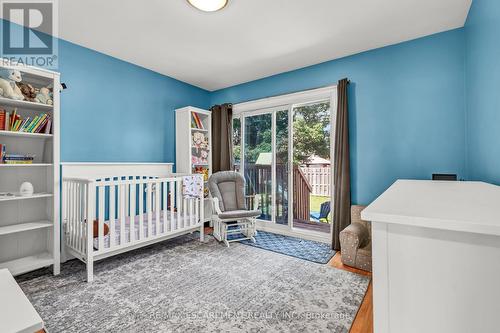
[93,211,198,250]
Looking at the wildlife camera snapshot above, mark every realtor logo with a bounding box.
[1,0,58,68]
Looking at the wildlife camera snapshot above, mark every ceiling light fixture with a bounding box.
[187,0,228,12]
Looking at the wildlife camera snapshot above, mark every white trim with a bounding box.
[287,104,294,229]
[1,58,59,78]
[175,106,210,116]
[271,111,276,224]
[62,163,174,180]
[233,85,337,115]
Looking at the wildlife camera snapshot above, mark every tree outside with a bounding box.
[232,101,331,167]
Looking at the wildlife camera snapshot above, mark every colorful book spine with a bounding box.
[18,117,30,132]
[9,109,17,129]
[33,114,47,132]
[25,115,38,132]
[44,118,52,134]
[192,112,204,129]
[35,116,49,133]
[0,111,52,133]
[5,112,9,131]
[0,110,5,131]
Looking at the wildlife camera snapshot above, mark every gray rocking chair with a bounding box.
[208,171,260,247]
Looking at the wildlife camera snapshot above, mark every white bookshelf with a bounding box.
[0,62,60,277]
[175,106,212,222]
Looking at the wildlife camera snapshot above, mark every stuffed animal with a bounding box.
[193,166,210,181]
[34,87,53,105]
[192,132,205,148]
[16,82,37,102]
[0,69,25,100]
[200,150,209,163]
[92,220,110,238]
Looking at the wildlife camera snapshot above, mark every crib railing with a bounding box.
[63,175,204,257]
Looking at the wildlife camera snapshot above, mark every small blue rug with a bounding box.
[239,231,335,264]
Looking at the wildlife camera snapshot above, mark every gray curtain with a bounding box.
[332,78,351,250]
[210,103,233,173]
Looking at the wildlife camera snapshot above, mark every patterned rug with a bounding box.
[240,231,336,264]
[16,234,369,333]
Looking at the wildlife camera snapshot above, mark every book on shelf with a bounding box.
[0,143,5,162]
[1,152,35,164]
[0,143,35,163]
[191,112,204,129]
[0,109,4,130]
[0,108,52,134]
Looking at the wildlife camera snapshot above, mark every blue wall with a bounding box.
[212,30,467,205]
[58,40,210,162]
[465,0,500,185]
[1,19,211,163]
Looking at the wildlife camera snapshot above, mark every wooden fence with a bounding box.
[301,167,331,196]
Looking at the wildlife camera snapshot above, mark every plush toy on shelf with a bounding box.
[200,149,209,164]
[0,69,25,100]
[193,166,210,181]
[16,82,37,102]
[35,87,53,105]
[192,132,205,149]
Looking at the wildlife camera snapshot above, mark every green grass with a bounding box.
[310,194,332,224]
[310,195,330,214]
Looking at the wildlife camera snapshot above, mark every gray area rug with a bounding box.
[16,234,370,333]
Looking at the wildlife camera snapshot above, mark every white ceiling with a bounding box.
[56,1,470,90]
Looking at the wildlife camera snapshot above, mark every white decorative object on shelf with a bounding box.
[19,182,34,197]
[176,106,212,222]
[0,60,60,277]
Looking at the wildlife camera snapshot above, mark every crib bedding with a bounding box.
[92,211,198,249]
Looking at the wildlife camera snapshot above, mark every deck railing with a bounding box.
[244,164,312,223]
[293,166,312,222]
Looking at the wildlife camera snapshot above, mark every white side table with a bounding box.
[0,269,43,333]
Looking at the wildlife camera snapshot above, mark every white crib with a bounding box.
[62,163,204,282]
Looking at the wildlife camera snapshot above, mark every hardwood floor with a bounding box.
[329,252,373,333]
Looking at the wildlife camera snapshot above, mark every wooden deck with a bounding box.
[293,219,331,233]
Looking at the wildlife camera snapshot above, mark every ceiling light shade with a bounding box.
[187,0,228,12]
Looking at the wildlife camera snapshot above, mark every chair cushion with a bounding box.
[219,209,261,219]
[208,171,247,211]
[218,181,239,211]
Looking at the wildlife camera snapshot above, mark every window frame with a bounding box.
[231,85,338,243]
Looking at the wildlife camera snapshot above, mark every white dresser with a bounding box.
[362,180,500,333]
[0,269,43,333]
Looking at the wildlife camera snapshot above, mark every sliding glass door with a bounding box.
[232,88,336,239]
[275,110,289,226]
[243,113,272,221]
[292,101,332,233]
